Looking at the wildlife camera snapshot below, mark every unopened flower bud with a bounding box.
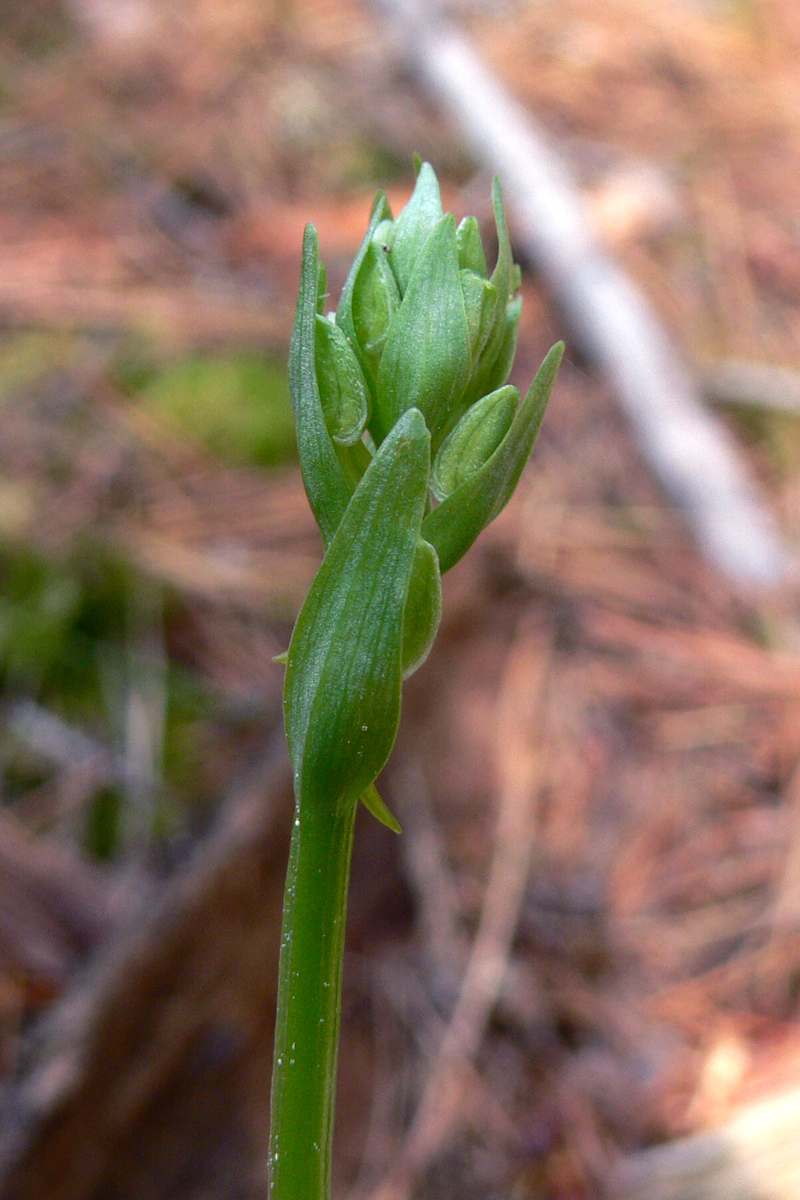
[431,384,518,500]
[375,212,470,446]
[351,240,400,384]
[456,215,488,276]
[401,539,442,678]
[314,314,369,445]
[460,269,499,365]
[385,160,443,293]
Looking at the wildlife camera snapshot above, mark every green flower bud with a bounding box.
[490,295,523,387]
[336,190,393,387]
[401,538,442,678]
[375,212,471,447]
[386,160,443,293]
[456,215,488,276]
[460,269,499,365]
[351,240,400,385]
[466,294,522,407]
[431,384,518,501]
[314,314,369,445]
[290,226,351,547]
[424,342,564,573]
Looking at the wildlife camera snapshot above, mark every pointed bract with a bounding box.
[284,408,430,813]
[456,215,488,276]
[290,226,352,548]
[388,161,443,293]
[376,213,471,447]
[360,783,402,833]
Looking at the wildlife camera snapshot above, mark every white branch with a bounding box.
[373,0,791,593]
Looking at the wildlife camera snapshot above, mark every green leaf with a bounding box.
[284,407,430,812]
[376,213,471,448]
[456,215,488,276]
[388,161,443,294]
[431,385,518,501]
[360,782,402,833]
[423,342,564,573]
[314,314,369,445]
[290,225,352,547]
[401,538,442,678]
[316,261,328,314]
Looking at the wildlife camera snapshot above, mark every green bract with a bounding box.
[284,407,430,814]
[270,162,562,1200]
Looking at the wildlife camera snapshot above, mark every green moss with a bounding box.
[0,549,82,691]
[136,352,297,468]
[85,788,121,861]
[0,541,224,857]
[0,331,85,398]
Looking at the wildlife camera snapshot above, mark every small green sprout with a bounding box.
[269,161,563,1200]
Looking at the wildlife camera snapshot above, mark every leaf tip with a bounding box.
[360,784,402,833]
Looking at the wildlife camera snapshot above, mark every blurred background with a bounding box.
[3,0,800,1197]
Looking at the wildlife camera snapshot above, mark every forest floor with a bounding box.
[3,2,800,1198]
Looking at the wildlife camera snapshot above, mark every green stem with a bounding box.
[269,794,357,1199]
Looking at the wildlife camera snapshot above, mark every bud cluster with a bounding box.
[334,160,523,456]
[284,162,562,817]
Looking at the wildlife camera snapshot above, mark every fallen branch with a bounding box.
[613,1086,800,1200]
[371,0,790,594]
[703,359,800,416]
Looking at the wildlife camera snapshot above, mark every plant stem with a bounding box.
[269,794,357,1200]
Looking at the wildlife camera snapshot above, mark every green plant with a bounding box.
[270,161,563,1199]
